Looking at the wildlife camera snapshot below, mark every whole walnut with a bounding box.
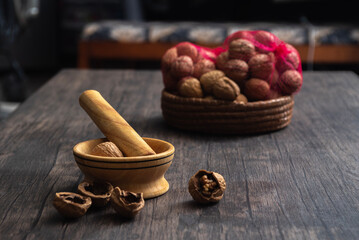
[161,47,178,71]
[170,56,194,78]
[212,77,240,101]
[215,51,229,70]
[230,31,255,42]
[193,59,216,78]
[200,70,225,94]
[234,94,248,104]
[228,39,256,62]
[222,59,249,84]
[248,54,275,82]
[276,44,300,73]
[176,42,198,62]
[244,78,270,101]
[278,70,302,94]
[177,77,203,98]
[254,31,279,52]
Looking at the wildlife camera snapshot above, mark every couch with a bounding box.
[77,21,359,69]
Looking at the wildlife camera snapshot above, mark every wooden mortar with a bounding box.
[79,90,156,157]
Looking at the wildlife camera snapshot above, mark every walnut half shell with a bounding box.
[78,181,114,207]
[110,187,145,218]
[188,170,226,204]
[53,192,92,218]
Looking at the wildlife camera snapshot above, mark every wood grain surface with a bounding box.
[0,70,358,239]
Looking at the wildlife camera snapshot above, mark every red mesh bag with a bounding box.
[161,42,217,91]
[161,30,303,101]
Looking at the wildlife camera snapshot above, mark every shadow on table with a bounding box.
[138,114,282,141]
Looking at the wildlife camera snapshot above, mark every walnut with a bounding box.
[204,95,215,100]
[212,77,240,101]
[228,38,256,61]
[278,70,303,94]
[193,59,216,78]
[111,187,145,218]
[254,30,279,52]
[276,44,300,73]
[78,180,114,207]
[222,59,249,84]
[230,31,255,42]
[90,141,124,157]
[244,78,271,101]
[215,51,229,70]
[176,42,198,62]
[248,54,275,81]
[53,192,92,218]
[170,56,194,78]
[234,94,248,104]
[188,170,226,204]
[199,70,225,94]
[161,47,178,71]
[178,77,203,98]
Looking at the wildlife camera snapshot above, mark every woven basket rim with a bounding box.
[161,90,294,134]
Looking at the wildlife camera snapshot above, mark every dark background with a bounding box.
[0,0,358,105]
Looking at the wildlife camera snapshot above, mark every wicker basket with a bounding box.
[161,90,294,134]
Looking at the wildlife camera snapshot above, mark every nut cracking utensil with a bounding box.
[79,90,156,157]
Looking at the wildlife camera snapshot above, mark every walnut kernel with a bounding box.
[111,187,145,218]
[188,170,226,204]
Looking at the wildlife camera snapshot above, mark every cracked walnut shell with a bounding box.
[110,187,145,218]
[188,170,226,204]
[53,192,92,218]
[78,180,114,207]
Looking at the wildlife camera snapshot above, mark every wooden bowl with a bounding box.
[161,90,294,134]
[73,137,175,199]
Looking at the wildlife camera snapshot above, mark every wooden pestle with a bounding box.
[79,90,156,157]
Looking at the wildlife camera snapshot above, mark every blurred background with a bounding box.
[1,0,358,118]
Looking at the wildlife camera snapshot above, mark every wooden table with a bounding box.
[0,70,358,239]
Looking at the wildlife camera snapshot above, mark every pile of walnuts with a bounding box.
[161,31,303,102]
